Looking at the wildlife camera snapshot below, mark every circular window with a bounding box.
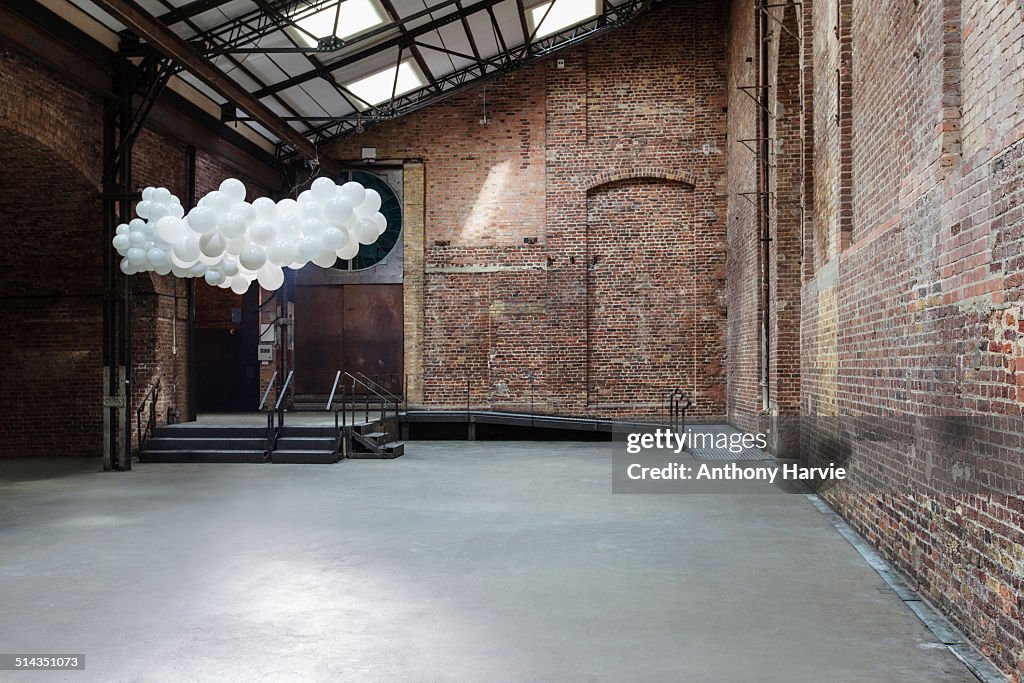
[332,170,403,271]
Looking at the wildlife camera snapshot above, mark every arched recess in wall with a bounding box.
[584,173,724,417]
[0,124,105,456]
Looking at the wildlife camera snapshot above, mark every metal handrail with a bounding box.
[258,371,278,410]
[354,371,403,404]
[274,370,294,412]
[344,372,401,452]
[326,370,341,410]
[668,389,691,435]
[135,373,162,457]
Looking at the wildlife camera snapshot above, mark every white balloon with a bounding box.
[129,218,147,232]
[112,234,131,253]
[323,196,354,225]
[355,189,381,217]
[224,236,248,255]
[287,259,307,270]
[136,201,151,219]
[126,248,146,265]
[147,248,169,267]
[169,203,185,219]
[267,240,297,266]
[299,201,323,222]
[277,198,299,217]
[204,269,224,286]
[277,214,302,240]
[249,221,277,246]
[252,197,277,219]
[116,223,130,236]
[218,211,247,239]
[141,187,154,201]
[170,264,190,277]
[206,190,231,213]
[233,201,257,224]
[155,263,172,276]
[297,190,315,205]
[301,218,327,237]
[153,187,172,204]
[321,226,348,251]
[336,239,360,260]
[354,217,379,245]
[230,275,250,295]
[311,177,337,201]
[199,232,226,258]
[120,258,138,274]
[170,250,196,268]
[239,244,267,271]
[257,263,285,290]
[371,212,387,235]
[156,216,186,243]
[129,231,146,247]
[297,235,322,261]
[219,178,247,203]
[173,234,200,262]
[188,206,218,234]
[339,181,365,206]
[189,262,208,277]
[222,256,239,277]
[148,202,169,222]
[198,252,221,266]
[313,250,337,268]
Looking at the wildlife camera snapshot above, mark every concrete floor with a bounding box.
[0,442,977,682]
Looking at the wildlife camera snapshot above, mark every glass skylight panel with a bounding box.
[527,0,600,40]
[345,60,426,108]
[292,0,386,48]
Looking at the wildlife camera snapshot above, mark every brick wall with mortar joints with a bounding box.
[332,0,729,418]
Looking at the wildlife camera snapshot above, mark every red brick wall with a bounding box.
[332,0,729,417]
[726,0,1024,677]
[0,43,277,457]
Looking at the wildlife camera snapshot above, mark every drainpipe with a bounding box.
[756,2,772,413]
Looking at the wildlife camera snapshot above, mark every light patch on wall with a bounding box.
[463,160,512,241]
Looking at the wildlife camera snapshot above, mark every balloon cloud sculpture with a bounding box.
[111,177,387,294]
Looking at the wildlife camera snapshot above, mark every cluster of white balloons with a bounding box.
[111,177,387,294]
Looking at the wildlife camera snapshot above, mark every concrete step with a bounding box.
[155,424,266,438]
[349,441,404,459]
[276,437,336,450]
[139,450,267,464]
[272,449,340,464]
[144,437,267,450]
[279,425,341,438]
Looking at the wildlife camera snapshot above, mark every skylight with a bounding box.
[527,0,600,40]
[291,0,386,48]
[345,60,427,109]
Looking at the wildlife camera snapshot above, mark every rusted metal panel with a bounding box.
[343,285,404,395]
[294,284,403,396]
[294,285,345,395]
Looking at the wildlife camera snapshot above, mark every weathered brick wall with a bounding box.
[332,0,729,417]
[725,0,1024,676]
[0,43,276,457]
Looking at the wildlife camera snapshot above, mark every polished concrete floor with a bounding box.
[0,442,978,682]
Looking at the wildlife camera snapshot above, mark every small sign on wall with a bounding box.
[258,343,274,362]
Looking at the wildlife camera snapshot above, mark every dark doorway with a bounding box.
[294,283,403,397]
[194,286,260,412]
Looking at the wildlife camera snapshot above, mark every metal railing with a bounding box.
[258,370,278,411]
[135,373,162,458]
[265,370,292,454]
[667,389,691,435]
[343,372,403,455]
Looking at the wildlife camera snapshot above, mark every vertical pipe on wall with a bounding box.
[186,144,197,421]
[756,1,772,413]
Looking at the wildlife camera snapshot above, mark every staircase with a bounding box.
[271,425,341,464]
[349,420,405,459]
[139,424,269,463]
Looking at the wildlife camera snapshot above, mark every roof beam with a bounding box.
[157,0,236,26]
[88,0,319,160]
[378,0,440,93]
